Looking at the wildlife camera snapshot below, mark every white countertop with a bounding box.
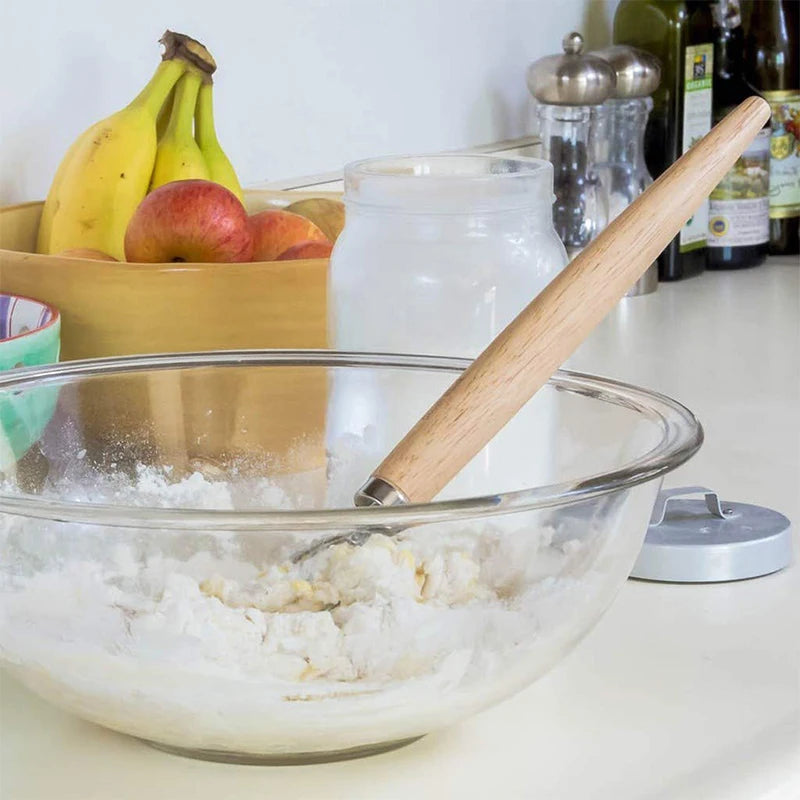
[2,258,798,800]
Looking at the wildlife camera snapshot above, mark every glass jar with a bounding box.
[329,154,568,358]
[328,154,568,496]
[535,104,609,258]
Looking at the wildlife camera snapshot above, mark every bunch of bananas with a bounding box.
[36,31,242,261]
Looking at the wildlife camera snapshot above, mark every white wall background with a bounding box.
[0,0,615,203]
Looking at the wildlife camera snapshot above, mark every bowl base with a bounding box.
[142,735,424,765]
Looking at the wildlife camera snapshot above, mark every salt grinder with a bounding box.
[592,45,662,295]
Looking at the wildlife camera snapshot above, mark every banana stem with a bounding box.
[194,81,219,148]
[128,58,187,118]
[167,72,203,141]
[160,30,216,74]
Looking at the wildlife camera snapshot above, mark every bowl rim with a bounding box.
[0,350,703,530]
[0,292,60,344]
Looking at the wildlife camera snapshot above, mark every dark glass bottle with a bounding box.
[744,0,800,255]
[707,0,770,269]
[613,0,715,280]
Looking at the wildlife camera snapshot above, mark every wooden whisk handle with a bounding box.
[364,97,771,504]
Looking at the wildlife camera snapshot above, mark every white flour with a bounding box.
[0,467,612,756]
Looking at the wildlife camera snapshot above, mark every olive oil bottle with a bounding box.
[744,0,800,255]
[614,0,715,280]
[707,0,770,269]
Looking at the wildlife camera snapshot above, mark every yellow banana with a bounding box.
[35,135,83,254]
[149,71,209,191]
[195,80,244,202]
[40,57,187,259]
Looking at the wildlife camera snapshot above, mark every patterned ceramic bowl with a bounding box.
[0,293,61,470]
[0,294,60,371]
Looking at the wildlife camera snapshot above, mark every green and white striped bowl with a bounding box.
[0,294,61,472]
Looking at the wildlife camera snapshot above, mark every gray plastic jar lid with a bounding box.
[631,486,793,583]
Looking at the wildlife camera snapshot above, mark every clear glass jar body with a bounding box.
[329,155,569,492]
[329,154,568,359]
[535,103,609,258]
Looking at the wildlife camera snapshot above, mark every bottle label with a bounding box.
[762,90,800,220]
[680,44,714,252]
[708,129,771,247]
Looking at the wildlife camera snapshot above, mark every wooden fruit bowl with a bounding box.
[0,189,342,473]
[0,189,342,359]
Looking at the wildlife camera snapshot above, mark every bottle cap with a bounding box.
[631,486,793,583]
[527,32,616,106]
[590,45,662,98]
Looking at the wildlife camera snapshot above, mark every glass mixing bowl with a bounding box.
[0,351,702,764]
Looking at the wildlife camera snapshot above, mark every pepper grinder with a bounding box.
[527,32,616,258]
[592,45,662,295]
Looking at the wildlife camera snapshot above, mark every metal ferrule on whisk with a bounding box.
[354,477,409,507]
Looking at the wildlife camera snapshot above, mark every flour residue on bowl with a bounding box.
[0,465,612,754]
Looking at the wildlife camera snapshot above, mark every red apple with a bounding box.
[248,210,329,262]
[125,180,254,263]
[58,248,118,261]
[276,240,334,260]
